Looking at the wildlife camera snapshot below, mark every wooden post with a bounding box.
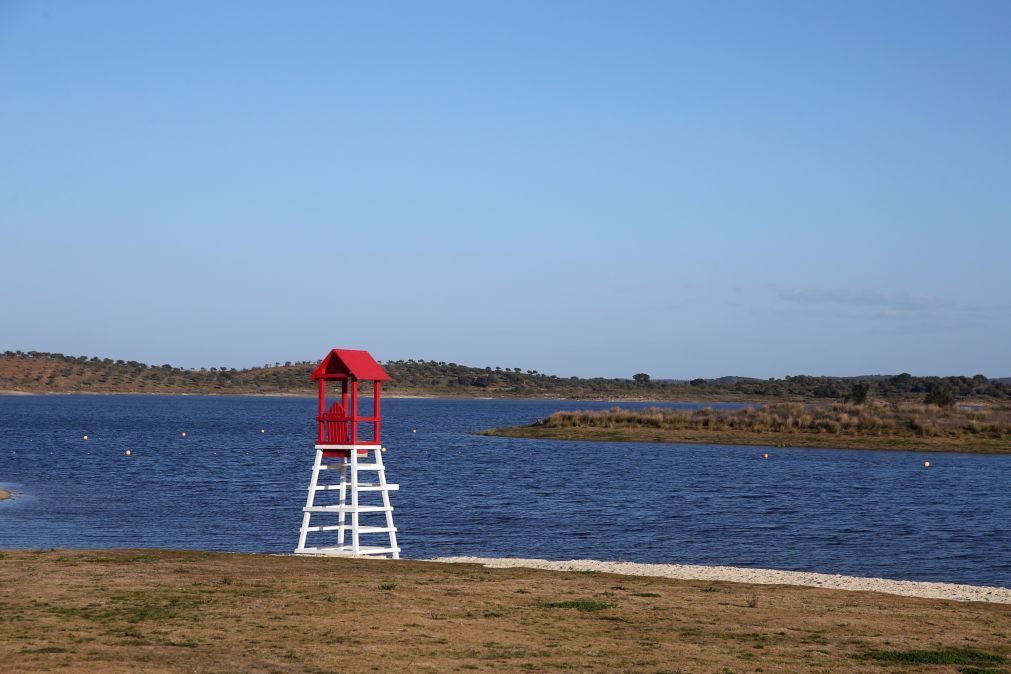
[374,381,382,443]
[350,445,360,555]
[317,379,325,442]
[350,380,359,445]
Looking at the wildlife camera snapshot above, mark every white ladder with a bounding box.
[294,444,400,558]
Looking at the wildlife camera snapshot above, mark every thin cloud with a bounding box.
[779,289,942,313]
[778,288,995,332]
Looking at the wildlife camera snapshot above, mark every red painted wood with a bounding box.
[311,348,385,448]
[310,349,390,382]
[374,381,382,443]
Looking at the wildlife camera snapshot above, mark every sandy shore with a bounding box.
[0,489,11,501]
[432,556,1011,604]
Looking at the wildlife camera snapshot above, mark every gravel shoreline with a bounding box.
[431,556,1011,604]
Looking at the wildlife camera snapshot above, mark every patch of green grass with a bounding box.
[701,585,720,593]
[862,647,1006,666]
[631,592,661,597]
[46,591,208,624]
[110,628,144,639]
[82,555,161,564]
[464,643,552,660]
[21,646,70,654]
[379,582,398,591]
[542,600,613,612]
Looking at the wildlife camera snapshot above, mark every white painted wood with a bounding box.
[303,505,392,513]
[315,443,381,450]
[337,462,347,548]
[294,444,400,559]
[350,443,360,554]
[294,450,323,553]
[310,483,398,491]
[303,525,397,533]
[375,446,400,559]
[297,545,401,556]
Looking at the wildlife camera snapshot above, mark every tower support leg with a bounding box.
[350,444,360,555]
[337,462,347,548]
[375,447,400,559]
[295,450,323,553]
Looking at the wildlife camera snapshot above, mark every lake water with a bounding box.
[1,395,1008,587]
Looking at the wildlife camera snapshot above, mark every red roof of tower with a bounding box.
[310,349,391,382]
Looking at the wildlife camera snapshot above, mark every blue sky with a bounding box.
[1,1,1009,378]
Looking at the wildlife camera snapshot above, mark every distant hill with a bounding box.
[1,351,1008,401]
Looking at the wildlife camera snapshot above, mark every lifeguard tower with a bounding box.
[294,348,400,558]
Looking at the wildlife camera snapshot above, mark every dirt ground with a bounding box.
[0,549,1008,673]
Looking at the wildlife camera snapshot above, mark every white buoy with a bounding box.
[124,449,132,457]
[261,429,266,433]
[83,435,89,440]
[181,432,187,437]
[923,461,930,468]
[412,429,417,433]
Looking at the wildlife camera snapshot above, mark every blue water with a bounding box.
[1,395,1008,587]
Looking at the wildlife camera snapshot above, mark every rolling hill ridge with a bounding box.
[1,351,1008,401]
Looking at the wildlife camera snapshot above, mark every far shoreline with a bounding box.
[6,390,997,408]
[0,390,769,404]
[479,425,1011,455]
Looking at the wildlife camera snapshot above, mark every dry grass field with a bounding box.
[1,549,1009,673]
[483,402,1011,453]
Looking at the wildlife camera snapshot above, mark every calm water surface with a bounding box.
[1,395,1008,587]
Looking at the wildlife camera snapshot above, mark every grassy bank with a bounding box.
[1,549,1009,672]
[481,402,1011,453]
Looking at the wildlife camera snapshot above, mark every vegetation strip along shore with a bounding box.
[481,402,1011,453]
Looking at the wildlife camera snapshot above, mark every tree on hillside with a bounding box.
[633,373,650,384]
[924,384,955,408]
[847,381,874,405]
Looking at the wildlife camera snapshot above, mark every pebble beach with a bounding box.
[433,556,1011,604]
